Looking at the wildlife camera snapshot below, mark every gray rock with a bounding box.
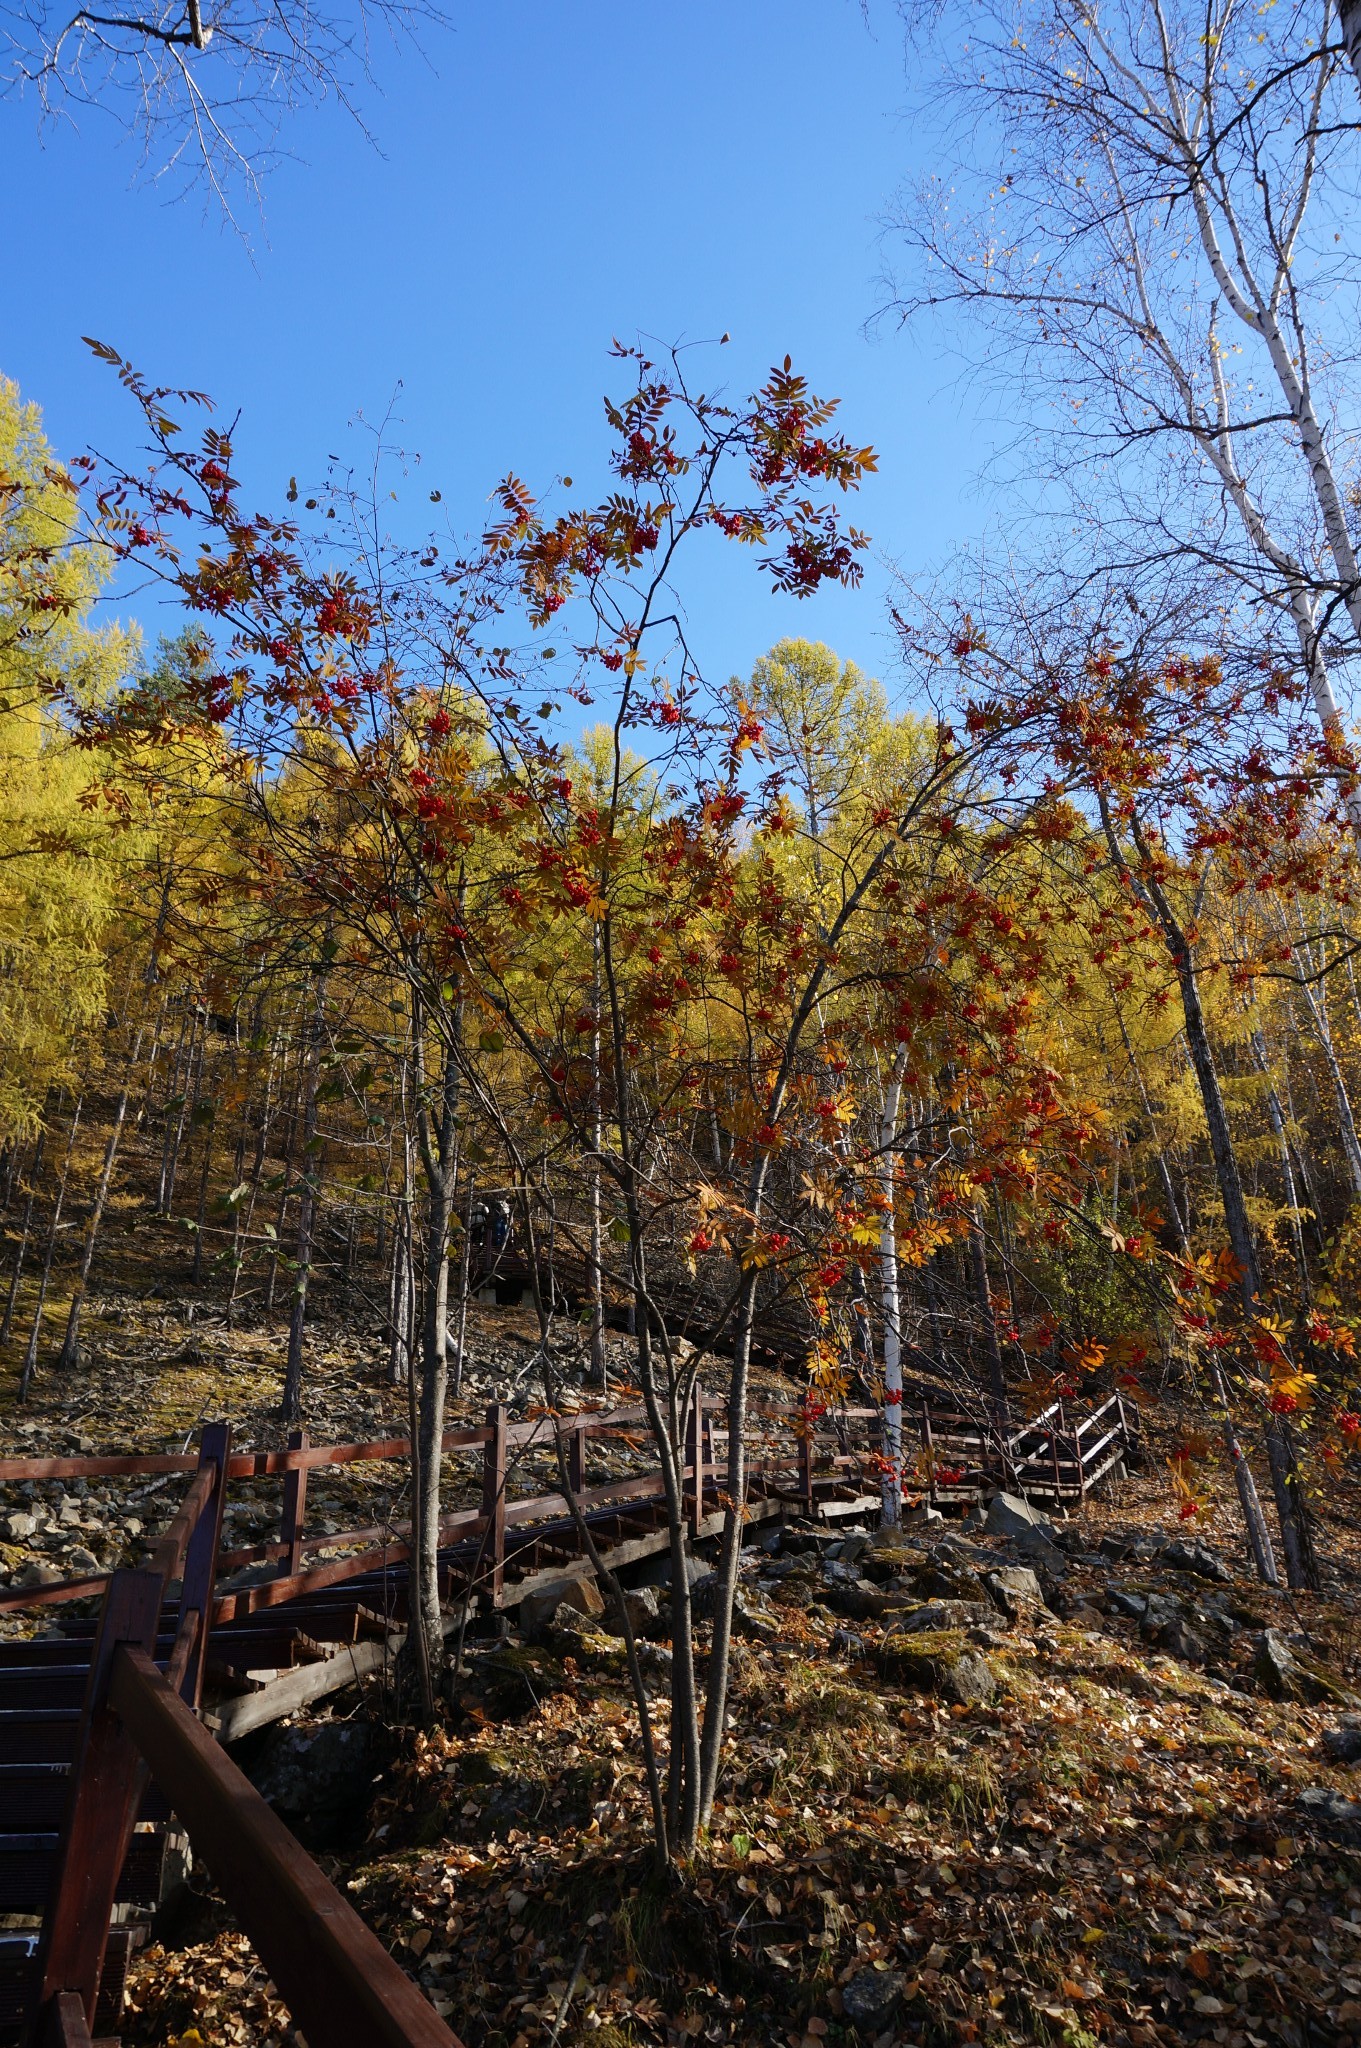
[889,1600,992,1634]
[9,1560,61,1588]
[602,1584,663,1639]
[66,1547,100,1575]
[636,1641,673,1687]
[520,1573,605,1636]
[1015,1528,1069,1577]
[1255,1628,1355,1707]
[1323,1727,1361,1765]
[908,1556,982,1605]
[1156,1618,1206,1666]
[984,1565,1044,1619]
[633,1550,710,1591]
[932,1534,996,1570]
[900,1505,945,1530]
[1107,1587,1148,1621]
[878,1632,997,1706]
[1161,1537,1232,1584]
[830,1628,865,1659]
[548,1601,598,1643]
[841,1966,908,2035]
[689,1569,722,1620]
[780,1527,838,1556]
[1299,1785,1361,1824]
[984,1493,1056,1543]
[1099,1530,1161,1564]
[250,1718,376,1836]
[825,1533,872,1565]
[809,1561,887,1623]
[2,1512,37,1542]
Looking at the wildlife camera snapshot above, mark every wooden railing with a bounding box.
[0,1385,1139,1631]
[913,1389,1137,1505]
[0,1389,722,1622]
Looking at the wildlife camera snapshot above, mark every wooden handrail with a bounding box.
[2,1388,1137,1623]
[0,1451,198,1482]
[146,1461,217,1579]
[108,1646,459,2047]
[1074,1394,1122,1439]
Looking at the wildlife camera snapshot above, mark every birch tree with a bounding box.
[891,0,1361,836]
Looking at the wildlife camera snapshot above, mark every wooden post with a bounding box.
[36,1565,164,2031]
[278,1427,310,1580]
[798,1406,814,1517]
[920,1401,934,1508]
[176,1421,230,1710]
[482,1405,507,1607]
[567,1418,587,1498]
[1051,1402,1064,1505]
[41,1993,94,2047]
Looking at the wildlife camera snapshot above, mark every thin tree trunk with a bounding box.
[55,1031,144,1373]
[1341,0,1361,113]
[1210,1361,1279,1587]
[163,1007,204,1220]
[264,1035,304,1319]
[589,926,607,1391]
[387,1192,411,1387]
[1248,1026,1310,1297]
[970,1206,1009,1422]
[450,1172,472,1398]
[1,1126,46,1346]
[1102,810,1313,1584]
[281,982,326,1425]
[1114,1008,1189,1254]
[155,1004,191,1214]
[408,995,463,1710]
[1293,960,1361,1198]
[19,1096,83,1402]
[229,1023,283,1322]
[1265,1414,1317,1591]
[878,1046,908,1526]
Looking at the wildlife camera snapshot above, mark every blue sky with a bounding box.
[2,1,1002,693]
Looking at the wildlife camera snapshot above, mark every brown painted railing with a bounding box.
[0,1390,721,1620]
[1,1385,1137,1629]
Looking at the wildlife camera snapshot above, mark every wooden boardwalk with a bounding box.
[0,1384,1136,2045]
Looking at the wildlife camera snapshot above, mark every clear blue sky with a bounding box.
[2,1,1000,692]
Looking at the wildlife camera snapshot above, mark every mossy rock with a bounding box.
[465,1642,570,1715]
[459,1745,525,1786]
[878,1626,996,1706]
[1255,1629,1357,1709]
[554,1624,629,1678]
[862,1538,926,1584]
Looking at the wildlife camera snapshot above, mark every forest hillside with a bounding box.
[8,5,1361,2046]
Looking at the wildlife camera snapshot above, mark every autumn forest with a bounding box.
[8,7,1361,2048]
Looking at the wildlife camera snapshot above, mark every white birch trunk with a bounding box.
[878,1046,908,1527]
